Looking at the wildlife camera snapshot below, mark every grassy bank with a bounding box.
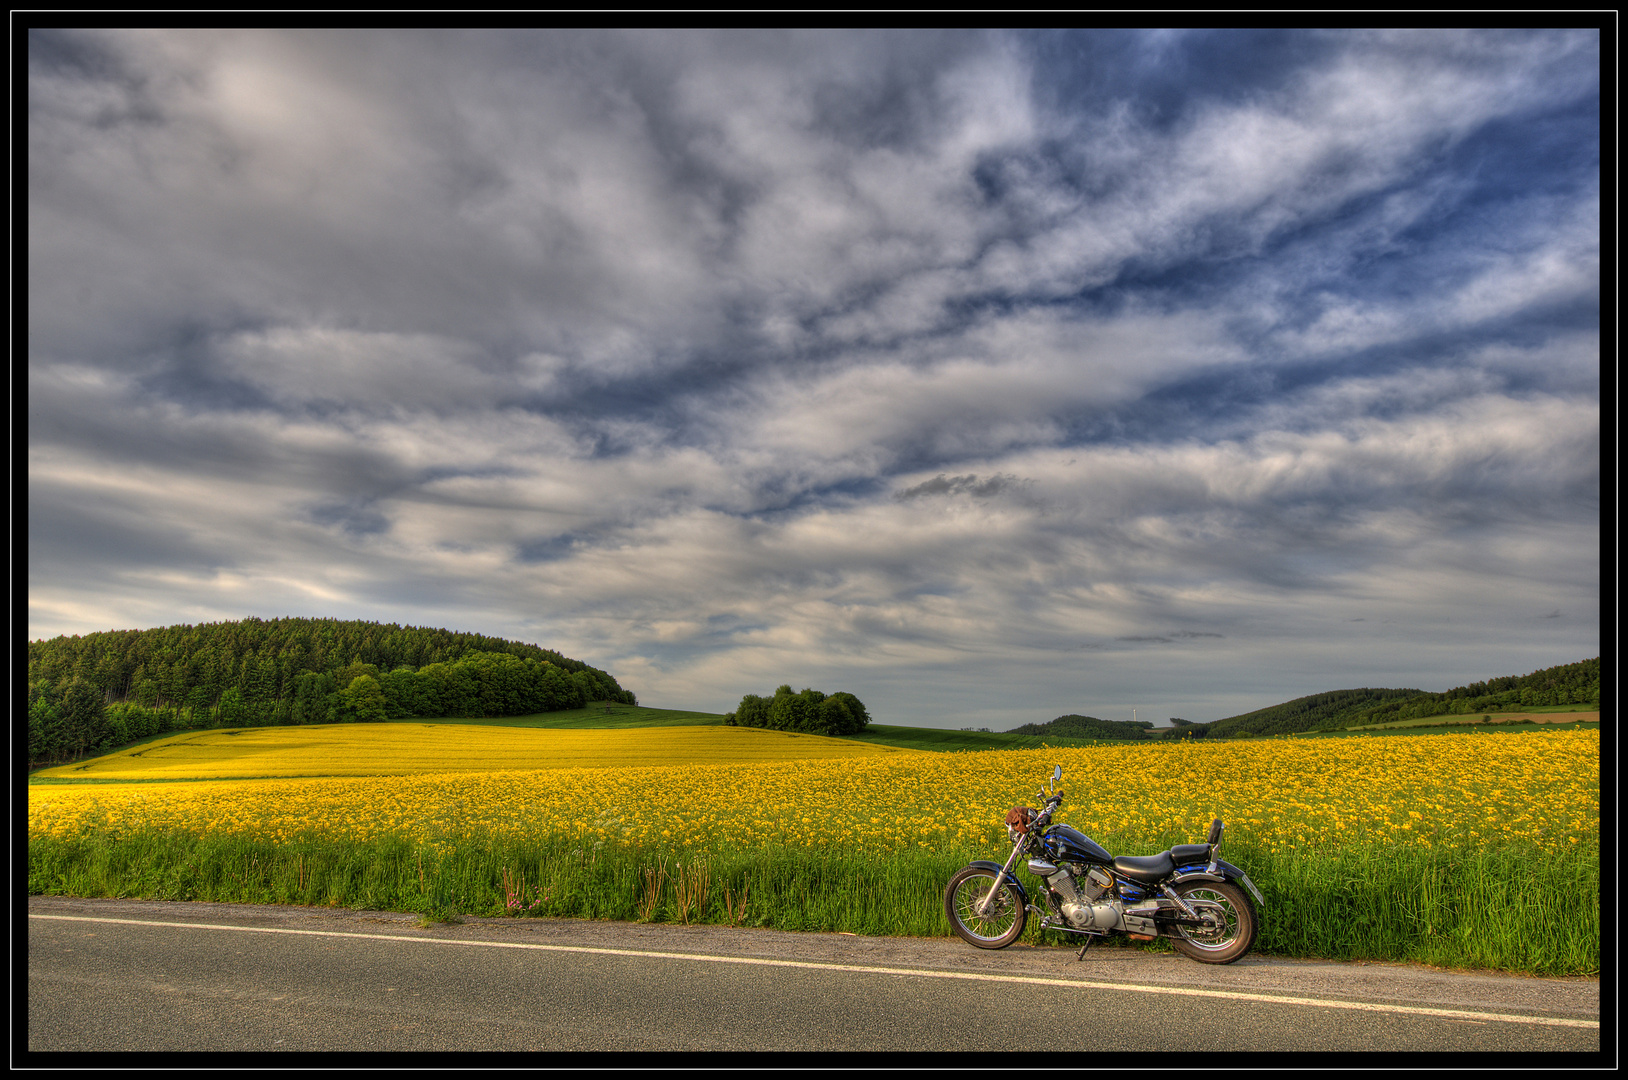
[27,826,1598,976]
[1342,710,1601,732]
[1295,719,1601,738]
[847,724,1113,751]
[406,704,729,729]
[411,715,1132,748]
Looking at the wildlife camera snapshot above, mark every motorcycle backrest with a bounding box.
[1206,819,1223,845]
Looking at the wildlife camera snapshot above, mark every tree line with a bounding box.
[27,618,636,766]
[725,685,871,736]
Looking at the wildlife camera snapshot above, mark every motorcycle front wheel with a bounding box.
[944,866,1026,949]
[1169,880,1256,964]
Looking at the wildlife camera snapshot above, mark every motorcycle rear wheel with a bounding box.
[1169,880,1256,964]
[945,866,1026,949]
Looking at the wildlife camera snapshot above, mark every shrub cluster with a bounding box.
[724,685,871,736]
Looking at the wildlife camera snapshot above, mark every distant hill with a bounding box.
[1201,687,1423,738]
[1005,714,1160,741]
[1010,658,1602,742]
[1329,657,1599,730]
[1178,657,1600,739]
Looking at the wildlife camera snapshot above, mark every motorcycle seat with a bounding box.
[1171,843,1211,866]
[1113,852,1174,881]
[1112,844,1212,881]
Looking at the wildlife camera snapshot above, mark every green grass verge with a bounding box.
[403,716,1143,748]
[415,715,1141,748]
[1345,710,1601,732]
[1294,720,1602,738]
[390,703,729,729]
[845,725,1128,752]
[27,826,1597,976]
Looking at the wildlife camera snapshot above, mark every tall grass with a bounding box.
[27,826,1597,976]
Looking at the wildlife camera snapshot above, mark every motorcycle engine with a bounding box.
[1031,861,1117,929]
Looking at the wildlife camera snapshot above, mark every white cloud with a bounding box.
[27,29,1600,724]
[219,327,496,409]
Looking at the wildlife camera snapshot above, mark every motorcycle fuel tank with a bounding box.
[1043,824,1113,865]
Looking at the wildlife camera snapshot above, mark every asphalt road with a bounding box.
[25,896,1604,1061]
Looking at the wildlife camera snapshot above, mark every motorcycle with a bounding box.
[944,765,1264,964]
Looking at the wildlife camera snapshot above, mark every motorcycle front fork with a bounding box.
[977,839,1028,916]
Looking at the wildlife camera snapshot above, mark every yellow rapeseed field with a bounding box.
[31,723,906,780]
[29,727,1598,857]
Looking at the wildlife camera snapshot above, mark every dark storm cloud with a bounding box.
[29,480,227,577]
[28,28,1600,725]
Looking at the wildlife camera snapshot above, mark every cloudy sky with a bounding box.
[27,29,1600,728]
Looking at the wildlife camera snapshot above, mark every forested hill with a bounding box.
[1321,657,1600,730]
[1200,687,1423,738]
[27,618,636,763]
[1007,657,1601,743]
[1189,657,1600,738]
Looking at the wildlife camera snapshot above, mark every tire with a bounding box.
[1168,880,1256,964]
[944,866,1026,949]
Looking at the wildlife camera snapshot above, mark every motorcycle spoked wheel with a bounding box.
[944,866,1027,949]
[1168,880,1257,964]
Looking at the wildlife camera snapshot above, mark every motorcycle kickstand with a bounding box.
[1076,936,1094,961]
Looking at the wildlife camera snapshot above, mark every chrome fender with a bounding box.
[1170,859,1265,909]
